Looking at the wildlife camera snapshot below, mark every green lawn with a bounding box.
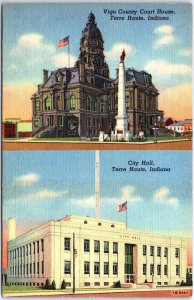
[2,285,116,294]
[147,136,191,141]
[2,285,44,293]
[31,137,81,141]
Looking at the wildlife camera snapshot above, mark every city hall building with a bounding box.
[31,12,163,138]
[7,215,187,289]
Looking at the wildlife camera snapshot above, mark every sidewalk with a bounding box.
[3,286,192,298]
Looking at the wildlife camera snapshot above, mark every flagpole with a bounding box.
[126,208,127,229]
[68,36,70,68]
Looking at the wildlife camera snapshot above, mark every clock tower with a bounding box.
[79,12,109,78]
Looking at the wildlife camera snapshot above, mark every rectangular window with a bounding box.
[41,239,44,252]
[26,245,28,256]
[37,262,39,275]
[29,244,32,255]
[64,238,71,250]
[23,246,25,257]
[175,248,180,258]
[157,247,161,257]
[64,261,71,274]
[30,263,32,274]
[94,262,100,274]
[41,261,44,274]
[23,264,25,275]
[176,265,180,276]
[104,241,109,253]
[143,245,147,256]
[84,240,90,252]
[164,247,168,257]
[157,265,161,275]
[104,262,109,275]
[150,246,154,256]
[113,242,118,254]
[113,263,118,275]
[20,247,22,258]
[94,240,100,252]
[150,264,154,275]
[143,264,147,275]
[33,262,35,274]
[84,261,90,274]
[33,242,35,254]
[164,265,168,276]
[37,241,39,254]
[26,264,28,275]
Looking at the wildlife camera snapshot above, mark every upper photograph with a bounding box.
[2,3,192,150]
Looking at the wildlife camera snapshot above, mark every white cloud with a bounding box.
[179,48,192,57]
[9,33,57,69]
[10,33,55,57]
[76,195,96,208]
[14,173,39,186]
[105,43,134,64]
[9,188,67,202]
[153,186,179,207]
[76,185,142,209]
[153,25,176,49]
[154,25,174,35]
[144,59,192,79]
[52,53,77,68]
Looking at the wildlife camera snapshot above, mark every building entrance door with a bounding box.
[125,244,135,283]
[46,117,50,127]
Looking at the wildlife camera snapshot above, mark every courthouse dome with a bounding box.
[82,12,103,40]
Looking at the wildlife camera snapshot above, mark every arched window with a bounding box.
[45,97,51,111]
[70,95,76,110]
[35,101,40,116]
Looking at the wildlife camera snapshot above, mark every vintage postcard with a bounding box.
[1,1,193,298]
[2,2,192,150]
[2,150,192,297]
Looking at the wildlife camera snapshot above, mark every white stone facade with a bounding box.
[7,215,187,289]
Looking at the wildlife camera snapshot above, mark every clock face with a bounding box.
[67,119,77,136]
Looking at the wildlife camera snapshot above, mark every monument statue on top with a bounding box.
[114,49,132,141]
[120,49,126,63]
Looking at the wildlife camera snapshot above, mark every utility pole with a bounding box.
[95,150,100,218]
[72,232,75,293]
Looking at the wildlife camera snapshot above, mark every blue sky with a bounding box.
[3,150,192,237]
[3,3,192,87]
[3,3,192,120]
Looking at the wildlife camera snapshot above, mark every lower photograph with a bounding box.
[2,150,192,297]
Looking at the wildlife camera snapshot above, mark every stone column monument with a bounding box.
[115,49,132,141]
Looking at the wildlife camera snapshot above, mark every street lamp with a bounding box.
[72,233,77,294]
[154,123,157,143]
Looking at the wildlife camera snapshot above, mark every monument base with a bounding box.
[99,131,104,142]
[115,129,132,141]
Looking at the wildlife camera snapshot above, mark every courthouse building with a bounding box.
[31,12,163,138]
[8,215,187,289]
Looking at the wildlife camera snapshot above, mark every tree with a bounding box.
[61,279,67,289]
[186,272,192,286]
[52,280,56,290]
[113,280,121,288]
[44,279,51,289]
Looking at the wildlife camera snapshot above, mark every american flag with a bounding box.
[118,201,127,212]
[57,36,69,48]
